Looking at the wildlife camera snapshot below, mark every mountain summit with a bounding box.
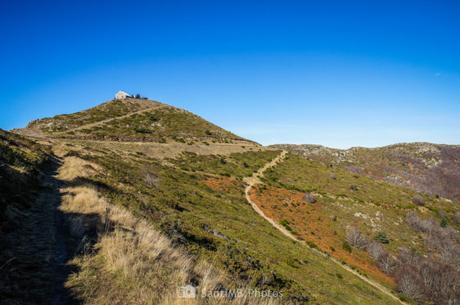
[17,96,252,144]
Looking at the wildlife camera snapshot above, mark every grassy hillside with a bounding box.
[26,98,160,133]
[21,98,250,144]
[271,143,460,201]
[54,142,405,305]
[0,129,50,224]
[54,156,280,305]
[260,152,460,304]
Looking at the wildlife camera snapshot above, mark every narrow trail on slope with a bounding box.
[15,157,78,305]
[243,150,409,305]
[54,104,167,135]
[47,159,78,305]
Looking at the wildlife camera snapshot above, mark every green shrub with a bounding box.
[306,240,318,249]
[280,219,294,232]
[374,232,390,244]
[440,217,449,228]
[342,241,352,253]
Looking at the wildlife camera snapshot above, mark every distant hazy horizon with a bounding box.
[1,1,459,148]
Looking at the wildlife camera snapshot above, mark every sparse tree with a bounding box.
[396,266,424,301]
[392,222,460,305]
[346,227,368,249]
[367,241,386,261]
[377,252,396,274]
[406,211,436,233]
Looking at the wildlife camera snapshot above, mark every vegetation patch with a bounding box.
[250,184,395,287]
[59,145,402,305]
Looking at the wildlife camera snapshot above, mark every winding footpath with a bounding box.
[243,150,409,305]
[54,104,167,135]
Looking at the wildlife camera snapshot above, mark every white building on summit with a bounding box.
[115,90,131,100]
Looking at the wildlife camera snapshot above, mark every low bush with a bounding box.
[374,232,390,244]
[342,241,352,253]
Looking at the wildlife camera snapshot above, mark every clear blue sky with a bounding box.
[1,0,459,148]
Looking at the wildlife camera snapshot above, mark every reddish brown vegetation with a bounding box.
[249,185,395,287]
[202,176,240,192]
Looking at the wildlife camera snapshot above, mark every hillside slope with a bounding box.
[51,140,404,305]
[0,129,51,227]
[261,149,460,304]
[3,97,460,305]
[17,97,252,144]
[271,143,460,201]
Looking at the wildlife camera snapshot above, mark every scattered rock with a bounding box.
[202,224,229,240]
[353,212,369,219]
[454,212,460,225]
[303,193,316,204]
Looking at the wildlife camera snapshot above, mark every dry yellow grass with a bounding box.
[58,156,101,181]
[59,156,280,305]
[59,140,262,160]
[60,186,106,214]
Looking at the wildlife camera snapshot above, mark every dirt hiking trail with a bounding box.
[243,150,408,305]
[6,158,79,305]
[54,104,167,135]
